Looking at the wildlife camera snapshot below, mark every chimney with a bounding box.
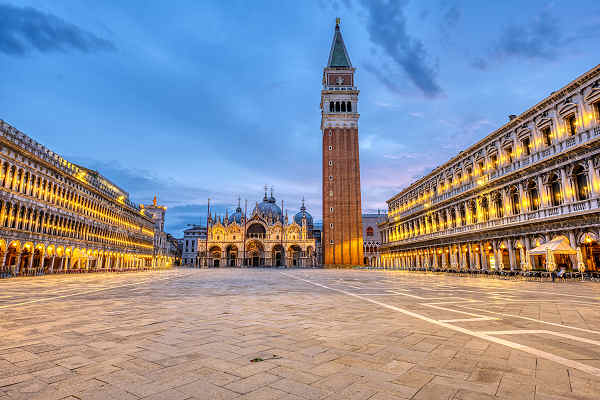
[509,114,517,121]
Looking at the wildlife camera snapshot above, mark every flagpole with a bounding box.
[243,199,247,268]
[281,199,285,268]
[205,198,210,268]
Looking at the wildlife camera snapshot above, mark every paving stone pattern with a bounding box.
[1,268,600,399]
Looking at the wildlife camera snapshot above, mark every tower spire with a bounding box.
[327,18,352,68]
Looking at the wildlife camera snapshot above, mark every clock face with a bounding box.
[336,76,344,85]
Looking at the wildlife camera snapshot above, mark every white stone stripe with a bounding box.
[459,305,600,335]
[479,330,600,347]
[282,272,600,378]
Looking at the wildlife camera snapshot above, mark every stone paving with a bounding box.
[1,268,600,399]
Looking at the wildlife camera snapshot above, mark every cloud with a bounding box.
[0,3,115,56]
[359,0,443,98]
[473,11,562,70]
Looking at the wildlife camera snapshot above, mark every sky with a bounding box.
[1,0,599,237]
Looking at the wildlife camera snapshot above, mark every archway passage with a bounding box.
[246,241,264,267]
[226,245,238,267]
[289,245,302,266]
[272,244,284,267]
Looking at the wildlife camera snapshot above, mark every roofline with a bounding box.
[387,63,600,204]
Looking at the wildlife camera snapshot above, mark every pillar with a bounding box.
[480,242,487,270]
[508,239,516,271]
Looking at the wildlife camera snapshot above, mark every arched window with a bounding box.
[341,102,346,112]
[469,201,477,224]
[335,102,340,112]
[510,188,520,215]
[480,197,489,221]
[494,193,503,218]
[527,182,539,211]
[346,101,352,112]
[573,165,589,201]
[549,174,562,206]
[329,102,334,112]
[366,226,374,236]
[459,204,466,226]
[450,208,456,227]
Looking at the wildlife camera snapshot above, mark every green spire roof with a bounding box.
[327,21,352,68]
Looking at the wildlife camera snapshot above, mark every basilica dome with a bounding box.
[293,199,313,228]
[252,189,282,221]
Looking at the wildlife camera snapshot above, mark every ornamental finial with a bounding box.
[336,17,340,26]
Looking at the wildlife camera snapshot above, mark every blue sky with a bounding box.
[1,0,599,237]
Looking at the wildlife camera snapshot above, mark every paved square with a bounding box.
[1,269,600,399]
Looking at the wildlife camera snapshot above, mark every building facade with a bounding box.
[143,196,175,267]
[321,19,364,266]
[184,190,318,267]
[0,120,167,277]
[182,225,206,267]
[378,64,600,272]
[362,212,386,266]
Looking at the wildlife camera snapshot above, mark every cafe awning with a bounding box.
[529,236,577,255]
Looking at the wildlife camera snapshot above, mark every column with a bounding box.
[587,159,599,198]
[480,242,487,270]
[507,239,516,271]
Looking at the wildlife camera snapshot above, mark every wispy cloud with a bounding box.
[358,0,443,98]
[0,3,114,56]
[472,10,562,70]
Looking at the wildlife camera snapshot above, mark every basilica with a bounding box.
[185,188,318,267]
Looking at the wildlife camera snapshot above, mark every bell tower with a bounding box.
[321,18,363,266]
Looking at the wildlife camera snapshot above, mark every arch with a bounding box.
[346,101,352,112]
[246,240,264,267]
[226,245,238,267]
[366,226,374,237]
[341,102,346,112]
[509,186,520,214]
[272,244,284,266]
[526,180,540,211]
[247,222,266,239]
[335,102,340,112]
[288,244,302,266]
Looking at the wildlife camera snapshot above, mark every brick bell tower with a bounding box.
[321,18,363,267]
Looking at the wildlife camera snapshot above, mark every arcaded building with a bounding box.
[378,64,600,272]
[321,19,364,266]
[0,120,167,276]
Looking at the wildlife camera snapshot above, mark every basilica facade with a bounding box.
[186,189,318,267]
[378,64,600,272]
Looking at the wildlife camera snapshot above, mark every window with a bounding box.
[329,102,334,112]
[329,207,334,212]
[478,161,484,174]
[335,102,340,112]
[542,127,552,146]
[521,137,531,156]
[329,190,333,197]
[328,146,333,151]
[505,146,513,163]
[466,167,472,179]
[330,239,334,244]
[595,103,600,122]
[328,160,333,166]
[511,189,520,215]
[567,115,577,136]
[347,101,352,112]
[574,166,589,201]
[328,130,332,136]
[366,226,374,236]
[491,154,498,170]
[329,175,333,181]
[341,102,346,112]
[527,182,539,211]
[550,174,562,206]
[330,223,334,228]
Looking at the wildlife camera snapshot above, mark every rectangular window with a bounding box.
[521,137,531,156]
[329,207,334,212]
[543,127,552,146]
[505,147,513,163]
[329,190,333,197]
[567,115,577,136]
[329,239,334,245]
[328,160,333,166]
[491,154,498,170]
[328,146,333,151]
[330,223,334,228]
[328,175,333,181]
